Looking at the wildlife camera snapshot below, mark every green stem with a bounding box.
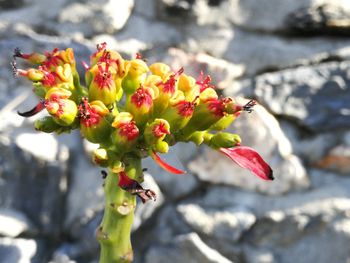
[97,155,143,263]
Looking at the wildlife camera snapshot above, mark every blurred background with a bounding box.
[1,0,350,262]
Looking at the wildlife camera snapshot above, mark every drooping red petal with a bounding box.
[150,150,186,175]
[17,101,45,117]
[220,146,274,180]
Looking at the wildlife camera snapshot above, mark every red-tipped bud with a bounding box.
[88,62,117,106]
[13,47,46,64]
[144,119,170,152]
[111,112,139,153]
[44,88,78,126]
[79,98,111,143]
[126,85,154,126]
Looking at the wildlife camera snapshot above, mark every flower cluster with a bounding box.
[13,43,273,203]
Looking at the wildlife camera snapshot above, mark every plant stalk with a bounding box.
[97,155,142,263]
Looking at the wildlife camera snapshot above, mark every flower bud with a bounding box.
[153,68,184,115]
[178,73,199,101]
[149,63,171,79]
[92,148,109,167]
[111,112,139,153]
[45,88,78,126]
[88,63,117,106]
[122,59,149,94]
[144,119,170,152]
[79,98,112,144]
[126,85,154,126]
[13,48,46,64]
[179,98,226,138]
[160,96,198,132]
[208,132,241,149]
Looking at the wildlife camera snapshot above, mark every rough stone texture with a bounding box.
[0,135,68,238]
[145,232,233,263]
[0,208,33,238]
[184,26,350,76]
[56,0,134,37]
[0,237,37,263]
[286,3,350,35]
[247,61,350,132]
[177,203,256,242]
[1,0,350,262]
[189,104,309,195]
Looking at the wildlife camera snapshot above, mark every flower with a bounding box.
[78,98,111,144]
[15,43,273,205]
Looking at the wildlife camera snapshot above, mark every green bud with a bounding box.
[208,132,241,149]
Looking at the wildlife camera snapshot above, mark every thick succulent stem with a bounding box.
[97,155,142,263]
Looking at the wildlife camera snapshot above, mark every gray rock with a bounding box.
[163,0,350,33]
[56,0,134,37]
[64,150,104,230]
[177,204,256,242]
[112,13,182,52]
[151,205,192,245]
[0,208,33,237]
[251,61,350,131]
[312,144,350,174]
[145,232,233,263]
[279,120,337,164]
[183,25,350,77]
[189,104,309,195]
[0,134,68,237]
[0,237,37,263]
[286,3,350,35]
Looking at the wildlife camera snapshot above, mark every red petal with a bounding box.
[17,101,45,117]
[220,146,274,180]
[118,171,138,189]
[150,150,186,175]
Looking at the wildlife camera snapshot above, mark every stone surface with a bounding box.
[313,144,350,174]
[183,26,350,77]
[1,1,350,262]
[0,208,33,237]
[0,237,37,263]
[286,3,350,35]
[251,61,350,131]
[113,14,182,53]
[177,203,256,242]
[0,135,68,237]
[145,232,233,263]
[189,104,309,195]
[56,0,134,37]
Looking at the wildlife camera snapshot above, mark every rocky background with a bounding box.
[1,0,350,262]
